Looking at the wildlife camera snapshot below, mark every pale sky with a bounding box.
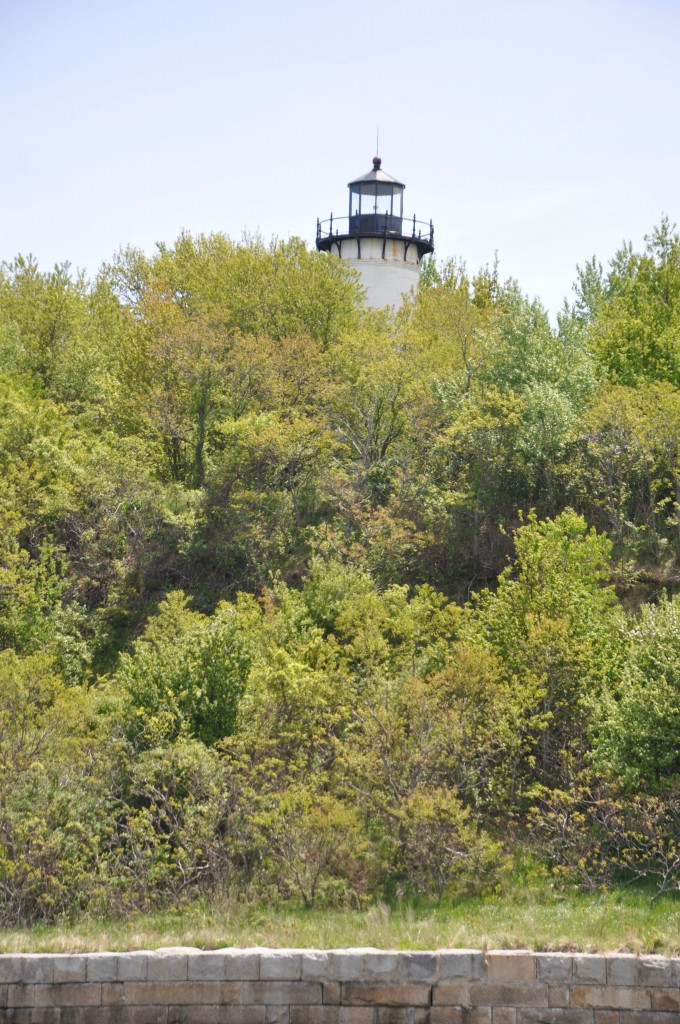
[2,0,679,317]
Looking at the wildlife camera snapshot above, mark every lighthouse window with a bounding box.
[375,192,392,217]
[356,190,372,216]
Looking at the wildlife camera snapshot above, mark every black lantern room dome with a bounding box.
[349,155,405,188]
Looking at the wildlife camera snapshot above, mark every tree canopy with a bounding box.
[2,225,680,921]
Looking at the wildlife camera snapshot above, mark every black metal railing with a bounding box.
[316,213,434,247]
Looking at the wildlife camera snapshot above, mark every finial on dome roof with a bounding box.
[372,155,381,170]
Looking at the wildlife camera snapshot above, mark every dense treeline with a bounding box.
[2,223,680,923]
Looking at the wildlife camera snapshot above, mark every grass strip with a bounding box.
[1,888,680,954]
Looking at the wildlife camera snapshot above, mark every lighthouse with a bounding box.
[316,156,434,309]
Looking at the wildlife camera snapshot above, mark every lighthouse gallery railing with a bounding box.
[316,213,434,247]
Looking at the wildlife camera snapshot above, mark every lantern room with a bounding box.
[349,156,404,236]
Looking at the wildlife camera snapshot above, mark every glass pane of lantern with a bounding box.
[361,185,377,214]
[375,192,391,216]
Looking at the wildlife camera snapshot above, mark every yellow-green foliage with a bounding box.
[2,227,680,924]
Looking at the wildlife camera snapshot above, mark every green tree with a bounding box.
[0,652,109,923]
[466,509,623,796]
[576,382,680,562]
[578,218,680,387]
[0,256,88,388]
[202,411,337,590]
[117,591,253,747]
[594,595,680,790]
[108,233,361,347]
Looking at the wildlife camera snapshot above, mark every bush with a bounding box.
[100,739,227,914]
[117,592,252,748]
[249,784,375,908]
[531,782,680,896]
[398,788,509,901]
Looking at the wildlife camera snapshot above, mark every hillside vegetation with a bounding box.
[2,224,680,925]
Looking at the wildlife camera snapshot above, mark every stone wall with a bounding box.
[1,947,679,1023]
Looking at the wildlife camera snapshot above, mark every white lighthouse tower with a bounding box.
[316,156,434,309]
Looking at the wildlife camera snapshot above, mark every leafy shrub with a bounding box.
[531,782,680,896]
[118,592,252,747]
[99,739,227,914]
[399,787,509,901]
[0,771,101,924]
[594,595,680,790]
[249,784,375,907]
